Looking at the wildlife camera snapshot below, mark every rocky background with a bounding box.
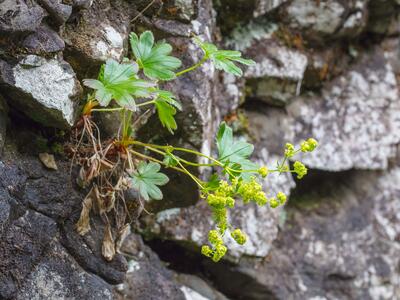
[0,0,400,299]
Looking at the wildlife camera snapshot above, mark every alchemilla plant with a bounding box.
[72,31,318,263]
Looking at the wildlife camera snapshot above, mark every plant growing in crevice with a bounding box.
[70,31,318,262]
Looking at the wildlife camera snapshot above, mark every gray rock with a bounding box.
[16,241,113,300]
[244,38,308,106]
[367,0,400,35]
[286,0,345,35]
[0,141,127,299]
[62,0,130,77]
[114,234,185,300]
[0,210,58,299]
[283,0,368,42]
[0,55,81,129]
[22,24,65,53]
[214,0,287,34]
[286,50,400,171]
[226,22,307,106]
[161,0,197,22]
[36,0,72,25]
[0,95,8,153]
[206,168,400,299]
[70,0,93,9]
[0,0,47,35]
[176,273,229,300]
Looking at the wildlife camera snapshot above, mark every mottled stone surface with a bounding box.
[244,38,308,105]
[0,136,126,299]
[114,234,186,300]
[36,0,72,25]
[0,0,46,34]
[0,55,81,128]
[0,96,8,153]
[22,24,65,54]
[287,50,400,171]
[283,0,368,42]
[62,0,131,77]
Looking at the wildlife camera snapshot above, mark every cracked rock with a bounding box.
[0,95,8,153]
[62,0,130,77]
[16,241,113,300]
[22,24,65,54]
[114,234,185,300]
[0,55,81,129]
[287,50,400,171]
[36,0,72,25]
[283,0,368,43]
[244,38,308,106]
[0,0,47,35]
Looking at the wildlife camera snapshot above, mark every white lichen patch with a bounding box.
[180,286,209,300]
[287,0,345,34]
[227,21,278,51]
[288,57,400,171]
[17,265,69,300]
[156,208,182,223]
[13,55,78,127]
[92,25,125,61]
[245,47,308,80]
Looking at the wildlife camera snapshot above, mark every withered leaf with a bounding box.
[39,153,58,170]
[76,189,93,235]
[115,224,131,253]
[102,224,116,261]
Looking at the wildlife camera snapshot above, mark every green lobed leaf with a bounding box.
[83,59,155,110]
[130,31,182,81]
[130,161,169,201]
[155,90,182,111]
[195,37,255,77]
[216,122,258,180]
[163,152,178,167]
[155,98,178,134]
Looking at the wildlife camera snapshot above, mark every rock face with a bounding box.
[287,49,400,171]
[0,0,47,35]
[0,0,400,299]
[0,55,81,128]
[0,135,120,299]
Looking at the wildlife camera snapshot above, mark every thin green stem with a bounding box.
[138,144,215,167]
[92,107,124,112]
[136,100,155,107]
[175,57,208,77]
[129,149,205,189]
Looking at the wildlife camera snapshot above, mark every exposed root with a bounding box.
[67,114,138,261]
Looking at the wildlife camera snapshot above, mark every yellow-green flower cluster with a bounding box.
[231,229,247,245]
[293,161,307,179]
[258,166,269,178]
[285,143,295,157]
[301,138,318,152]
[201,230,227,262]
[206,180,235,209]
[270,191,287,208]
[237,177,268,206]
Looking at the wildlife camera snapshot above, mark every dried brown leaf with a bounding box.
[39,153,58,170]
[115,224,131,253]
[76,189,93,235]
[102,224,116,261]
